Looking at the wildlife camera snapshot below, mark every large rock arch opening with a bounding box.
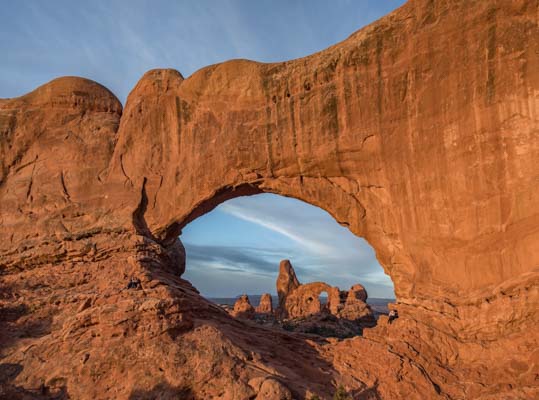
[0,0,537,398]
[180,191,394,290]
[174,184,395,293]
[179,191,394,333]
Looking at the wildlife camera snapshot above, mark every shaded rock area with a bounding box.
[227,260,376,338]
[0,0,538,398]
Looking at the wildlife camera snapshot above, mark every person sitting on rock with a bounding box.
[388,309,398,324]
[127,276,141,290]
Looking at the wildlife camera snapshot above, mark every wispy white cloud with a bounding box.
[220,202,335,256]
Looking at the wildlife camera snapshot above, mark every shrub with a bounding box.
[333,384,351,400]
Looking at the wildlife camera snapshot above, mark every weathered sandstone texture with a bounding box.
[338,284,375,326]
[275,260,375,328]
[255,293,273,315]
[276,259,300,313]
[232,294,256,319]
[227,263,373,338]
[0,0,538,398]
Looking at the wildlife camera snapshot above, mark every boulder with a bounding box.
[348,284,368,303]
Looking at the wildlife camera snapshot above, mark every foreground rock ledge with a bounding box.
[0,0,538,398]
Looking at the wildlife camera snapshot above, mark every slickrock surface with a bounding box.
[0,0,538,398]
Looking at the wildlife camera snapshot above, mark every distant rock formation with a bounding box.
[232,294,255,319]
[227,261,375,336]
[349,284,368,302]
[280,281,340,319]
[273,260,376,336]
[276,259,300,312]
[338,284,376,326]
[256,293,273,314]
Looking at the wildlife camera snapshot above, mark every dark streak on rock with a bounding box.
[60,171,71,202]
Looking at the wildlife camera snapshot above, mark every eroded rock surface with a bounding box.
[276,260,300,313]
[255,293,273,315]
[338,284,375,326]
[232,294,256,319]
[274,260,376,337]
[1,0,538,398]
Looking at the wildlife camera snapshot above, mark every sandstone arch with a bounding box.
[0,0,537,398]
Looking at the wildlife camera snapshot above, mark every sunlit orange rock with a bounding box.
[276,260,375,331]
[255,293,273,315]
[276,259,300,313]
[338,285,376,326]
[0,0,537,398]
[232,294,256,319]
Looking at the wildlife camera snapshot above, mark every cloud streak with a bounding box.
[220,202,335,255]
[185,243,284,276]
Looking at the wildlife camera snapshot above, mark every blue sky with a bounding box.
[1,0,403,297]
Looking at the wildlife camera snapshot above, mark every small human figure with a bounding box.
[127,276,141,290]
[388,309,398,324]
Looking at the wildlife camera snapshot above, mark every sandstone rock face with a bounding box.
[276,260,375,332]
[348,284,367,303]
[255,378,292,400]
[232,294,256,319]
[0,0,538,398]
[276,259,300,312]
[338,286,375,326]
[338,284,373,324]
[281,281,340,319]
[256,293,273,314]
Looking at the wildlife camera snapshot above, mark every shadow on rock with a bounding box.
[129,382,194,400]
[0,362,70,399]
[350,384,382,400]
[0,362,23,383]
[0,280,53,354]
[0,303,52,354]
